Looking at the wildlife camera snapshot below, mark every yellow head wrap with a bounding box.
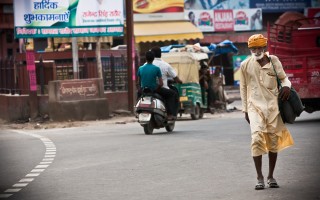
[248,34,267,48]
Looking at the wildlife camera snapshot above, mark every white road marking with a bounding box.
[45,155,56,158]
[35,165,49,168]
[4,189,21,193]
[19,178,34,182]
[40,161,52,164]
[25,173,40,177]
[13,183,28,187]
[31,169,45,173]
[0,130,57,198]
[42,158,54,161]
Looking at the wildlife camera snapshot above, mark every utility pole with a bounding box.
[96,36,103,79]
[72,37,79,79]
[126,0,135,112]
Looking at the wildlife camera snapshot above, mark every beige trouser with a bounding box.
[251,129,294,157]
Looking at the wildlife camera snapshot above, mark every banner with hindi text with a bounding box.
[14,0,124,38]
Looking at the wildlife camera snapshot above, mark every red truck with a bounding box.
[268,15,320,113]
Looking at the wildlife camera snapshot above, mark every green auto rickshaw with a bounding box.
[162,51,211,120]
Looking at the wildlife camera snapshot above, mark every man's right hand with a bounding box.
[245,112,250,124]
[279,86,290,101]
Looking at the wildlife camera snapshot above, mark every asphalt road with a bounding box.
[0,109,319,200]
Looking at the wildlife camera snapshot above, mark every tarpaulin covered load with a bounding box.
[162,52,208,83]
[161,40,238,56]
[208,40,239,56]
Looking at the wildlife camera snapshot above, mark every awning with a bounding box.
[134,21,204,43]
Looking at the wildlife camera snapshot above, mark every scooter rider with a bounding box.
[150,46,182,118]
[150,46,183,88]
[137,51,177,120]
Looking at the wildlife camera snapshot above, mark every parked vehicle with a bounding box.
[268,14,320,113]
[135,88,175,135]
[162,51,210,120]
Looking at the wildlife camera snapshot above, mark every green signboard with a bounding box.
[14,0,124,38]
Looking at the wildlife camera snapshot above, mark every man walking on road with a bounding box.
[239,34,294,190]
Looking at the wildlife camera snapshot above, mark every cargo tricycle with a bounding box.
[162,51,210,120]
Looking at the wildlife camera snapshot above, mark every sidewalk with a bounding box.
[0,86,242,130]
[1,101,243,130]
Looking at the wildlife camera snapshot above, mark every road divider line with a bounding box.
[42,158,54,161]
[13,183,28,187]
[4,189,21,193]
[40,161,52,164]
[25,173,40,177]
[45,155,56,158]
[35,165,49,168]
[45,152,56,155]
[0,130,56,199]
[31,169,45,173]
[19,178,34,182]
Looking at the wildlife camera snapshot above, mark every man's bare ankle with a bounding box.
[257,175,264,180]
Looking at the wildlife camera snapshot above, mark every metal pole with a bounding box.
[72,37,79,79]
[39,56,45,95]
[126,0,135,112]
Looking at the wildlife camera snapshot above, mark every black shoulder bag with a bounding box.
[269,57,304,124]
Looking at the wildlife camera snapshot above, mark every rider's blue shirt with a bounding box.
[137,63,162,91]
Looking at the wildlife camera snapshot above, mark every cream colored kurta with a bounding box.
[239,55,294,156]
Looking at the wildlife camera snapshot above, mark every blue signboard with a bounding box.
[250,0,311,13]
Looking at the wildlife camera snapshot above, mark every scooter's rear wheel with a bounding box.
[165,121,175,132]
[143,121,154,135]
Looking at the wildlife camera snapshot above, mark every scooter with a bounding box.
[135,88,175,135]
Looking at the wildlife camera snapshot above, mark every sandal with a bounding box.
[267,178,280,188]
[255,179,265,190]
